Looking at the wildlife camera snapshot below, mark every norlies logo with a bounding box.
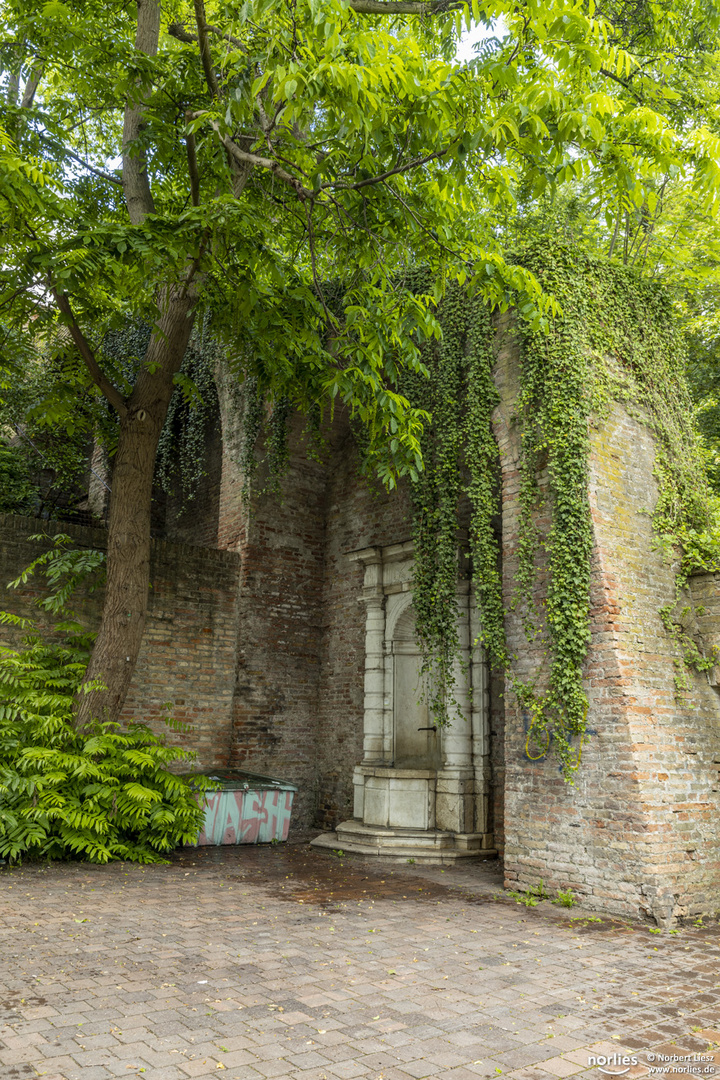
[588,1054,639,1075]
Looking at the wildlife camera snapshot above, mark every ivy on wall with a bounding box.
[407,242,717,780]
[155,336,220,504]
[103,318,221,508]
[232,242,716,780]
[238,382,303,503]
[405,285,506,726]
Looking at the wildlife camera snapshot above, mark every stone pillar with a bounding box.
[382,638,393,759]
[470,595,490,838]
[442,583,473,768]
[348,548,386,764]
[436,583,475,832]
[360,593,386,761]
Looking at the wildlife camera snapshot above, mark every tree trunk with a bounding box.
[122,0,160,225]
[75,285,197,729]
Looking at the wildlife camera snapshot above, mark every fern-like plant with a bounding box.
[0,535,209,863]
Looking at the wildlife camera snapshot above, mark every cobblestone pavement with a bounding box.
[1,842,719,1080]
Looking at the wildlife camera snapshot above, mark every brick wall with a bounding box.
[0,515,108,633]
[121,537,239,767]
[0,514,239,770]
[7,308,718,919]
[493,327,720,924]
[217,412,328,826]
[315,422,415,828]
[217,402,504,835]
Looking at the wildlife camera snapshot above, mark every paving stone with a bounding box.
[1,849,719,1080]
[397,1059,438,1077]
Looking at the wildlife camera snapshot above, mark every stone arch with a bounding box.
[385,591,414,645]
[392,601,416,644]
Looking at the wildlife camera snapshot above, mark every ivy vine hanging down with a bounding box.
[406,243,717,781]
[223,243,716,782]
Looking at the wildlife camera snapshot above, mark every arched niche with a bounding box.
[311,540,496,859]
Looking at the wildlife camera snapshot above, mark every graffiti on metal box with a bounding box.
[197,788,294,845]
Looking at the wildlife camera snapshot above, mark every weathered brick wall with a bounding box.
[213,396,433,830]
[218,413,328,827]
[0,514,239,770]
[315,422,415,828]
[0,515,108,632]
[121,538,239,766]
[493,328,720,924]
[10,310,718,914]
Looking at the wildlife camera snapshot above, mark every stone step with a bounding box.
[310,822,497,864]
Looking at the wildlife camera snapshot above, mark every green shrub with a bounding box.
[0,537,209,864]
[0,441,35,514]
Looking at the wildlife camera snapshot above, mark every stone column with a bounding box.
[349,548,385,822]
[382,637,393,759]
[348,548,386,763]
[470,594,490,838]
[442,583,473,768]
[360,592,386,761]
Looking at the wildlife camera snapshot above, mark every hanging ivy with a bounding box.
[464,295,508,674]
[238,375,264,504]
[237,384,295,503]
[409,286,465,722]
[512,246,594,776]
[406,243,718,780]
[102,317,221,507]
[407,283,506,726]
[155,323,220,505]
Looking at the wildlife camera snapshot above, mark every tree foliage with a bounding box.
[2,0,720,733]
[4,0,719,451]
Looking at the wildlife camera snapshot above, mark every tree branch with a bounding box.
[205,116,451,202]
[206,120,313,198]
[60,143,124,186]
[167,22,196,43]
[192,0,220,99]
[168,22,247,52]
[20,64,42,108]
[51,290,128,418]
[322,147,450,192]
[599,67,642,101]
[185,8,253,194]
[348,0,465,12]
[185,120,201,205]
[122,0,160,225]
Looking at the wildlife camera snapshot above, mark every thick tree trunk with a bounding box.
[73,0,195,730]
[75,286,197,729]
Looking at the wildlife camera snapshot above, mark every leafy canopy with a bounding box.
[2,0,720,481]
